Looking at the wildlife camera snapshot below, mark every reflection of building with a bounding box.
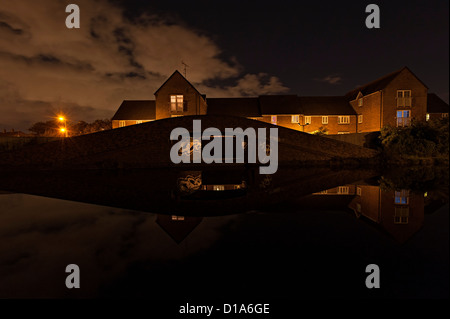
[112,67,449,134]
[156,215,203,244]
[176,170,248,199]
[313,183,425,243]
[349,185,424,243]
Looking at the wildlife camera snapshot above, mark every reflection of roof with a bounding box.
[427,93,449,113]
[202,170,246,185]
[300,96,356,115]
[207,98,261,117]
[111,100,155,120]
[156,215,202,244]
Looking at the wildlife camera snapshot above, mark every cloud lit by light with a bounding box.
[0,0,289,131]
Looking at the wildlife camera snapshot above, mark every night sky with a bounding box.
[0,0,448,131]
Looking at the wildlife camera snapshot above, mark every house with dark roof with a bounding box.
[426,93,449,120]
[111,67,449,134]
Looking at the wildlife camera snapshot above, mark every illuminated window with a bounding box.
[304,116,311,125]
[271,115,277,125]
[358,115,363,123]
[338,116,350,124]
[119,121,125,127]
[338,131,350,134]
[136,120,143,124]
[358,98,363,107]
[426,113,430,121]
[171,215,185,221]
[397,90,412,107]
[213,185,225,191]
[322,116,328,124]
[357,187,362,196]
[394,207,409,224]
[291,115,299,123]
[338,186,349,194]
[395,190,409,204]
[397,110,411,127]
[443,113,449,118]
[170,95,184,112]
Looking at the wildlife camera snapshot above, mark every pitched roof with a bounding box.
[154,70,205,100]
[111,100,155,120]
[300,96,357,115]
[427,93,449,113]
[208,95,356,117]
[259,95,301,114]
[207,97,261,117]
[345,66,428,101]
[346,68,405,100]
[156,215,203,244]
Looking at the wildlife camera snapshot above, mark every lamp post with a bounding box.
[297,123,310,132]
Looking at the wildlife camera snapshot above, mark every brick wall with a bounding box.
[350,91,383,133]
[382,69,428,127]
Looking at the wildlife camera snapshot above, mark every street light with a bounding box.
[58,115,68,137]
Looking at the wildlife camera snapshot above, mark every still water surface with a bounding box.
[0,166,448,298]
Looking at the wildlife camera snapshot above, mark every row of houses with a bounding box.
[112,67,449,135]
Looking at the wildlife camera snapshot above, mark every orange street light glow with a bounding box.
[58,116,65,121]
[60,128,66,132]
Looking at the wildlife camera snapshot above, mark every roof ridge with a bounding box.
[154,70,205,99]
[346,66,406,97]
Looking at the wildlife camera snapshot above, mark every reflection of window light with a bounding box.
[291,115,299,123]
[424,192,428,197]
[338,186,349,194]
[395,190,409,204]
[171,215,185,221]
[357,187,362,196]
[319,190,328,194]
[213,185,225,191]
[426,114,430,121]
[356,203,361,213]
[394,207,409,224]
[234,185,241,190]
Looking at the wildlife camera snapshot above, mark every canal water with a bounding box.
[0,166,448,299]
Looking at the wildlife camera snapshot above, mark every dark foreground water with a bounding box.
[0,166,448,299]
